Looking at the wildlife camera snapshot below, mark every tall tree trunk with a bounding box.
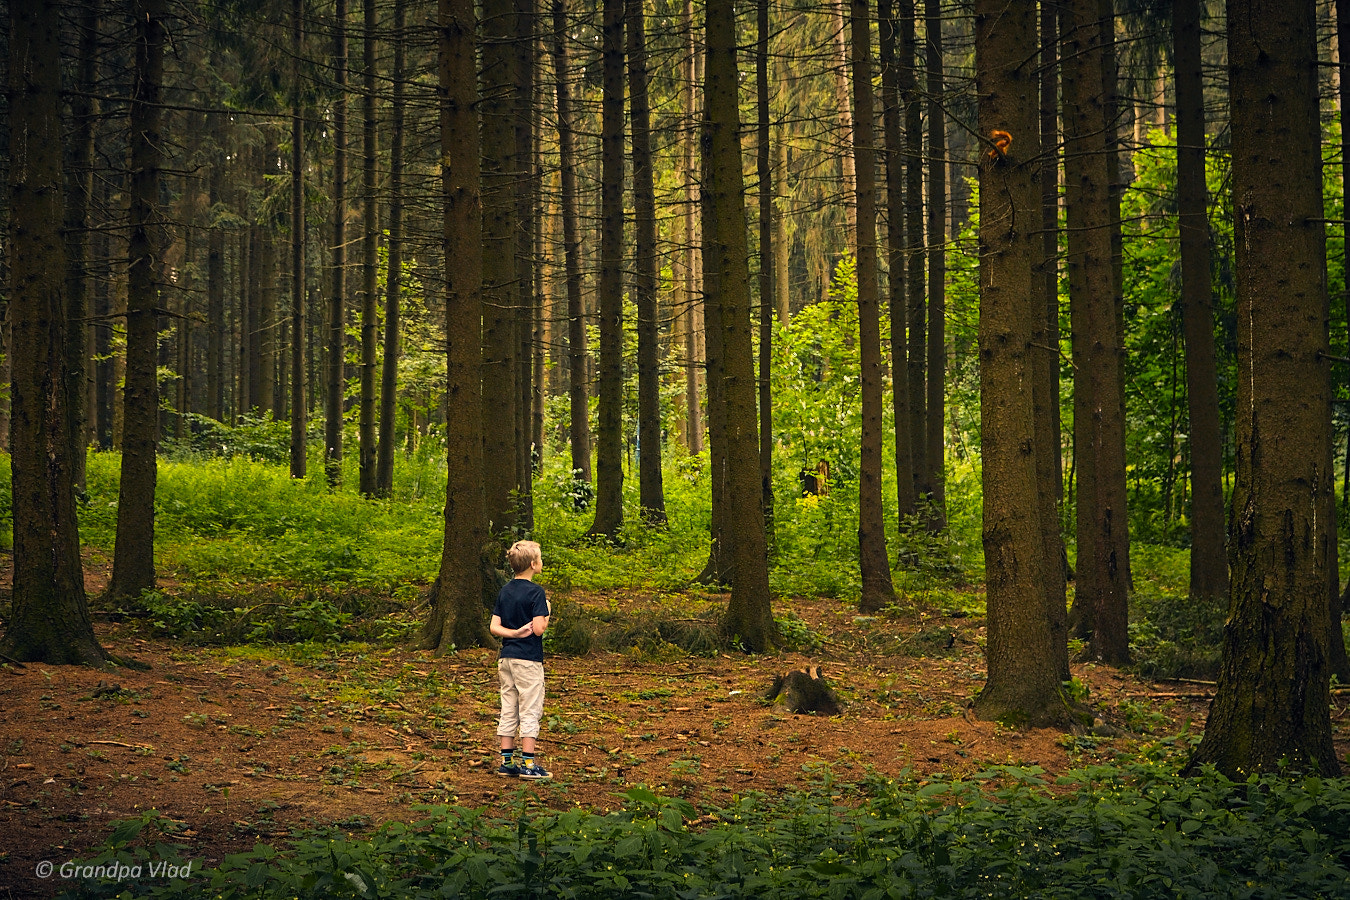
[64,0,99,495]
[1186,0,1340,778]
[1063,0,1129,665]
[630,0,667,526]
[376,0,407,497]
[552,0,591,483]
[1035,0,1068,680]
[852,0,898,614]
[259,138,278,419]
[1,0,108,665]
[831,0,857,249]
[481,0,521,527]
[108,0,165,604]
[880,0,915,522]
[207,120,225,423]
[684,0,703,454]
[972,0,1071,728]
[94,178,113,448]
[514,0,537,529]
[901,0,926,506]
[326,0,348,488]
[290,0,308,479]
[1174,0,1226,612]
[706,0,775,651]
[586,0,625,540]
[421,0,495,652]
[697,163,730,585]
[1331,0,1350,683]
[756,0,774,547]
[358,0,379,495]
[923,0,946,530]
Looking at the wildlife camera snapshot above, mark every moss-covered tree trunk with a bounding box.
[1186,0,1340,779]
[1,0,108,666]
[107,0,165,605]
[420,0,494,653]
[972,0,1071,728]
[852,0,897,614]
[706,0,775,651]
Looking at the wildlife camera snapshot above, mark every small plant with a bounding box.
[774,612,825,653]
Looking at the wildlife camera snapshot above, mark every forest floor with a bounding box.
[2,563,1346,898]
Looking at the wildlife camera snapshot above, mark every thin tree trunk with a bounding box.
[684,0,703,454]
[553,0,591,483]
[515,0,537,528]
[207,119,225,423]
[831,0,857,249]
[1174,0,1226,610]
[64,0,98,494]
[923,0,946,530]
[852,0,898,614]
[376,0,407,497]
[1,0,108,665]
[587,0,626,540]
[1063,0,1129,665]
[706,0,775,651]
[108,0,165,603]
[630,0,666,526]
[756,0,773,546]
[972,0,1071,728]
[901,0,926,505]
[326,0,348,488]
[880,0,915,522]
[420,0,494,652]
[358,0,379,495]
[1187,0,1339,778]
[290,0,308,479]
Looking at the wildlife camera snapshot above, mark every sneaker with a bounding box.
[517,763,551,780]
[495,763,519,777]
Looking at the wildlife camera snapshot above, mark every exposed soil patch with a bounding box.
[1,580,1345,898]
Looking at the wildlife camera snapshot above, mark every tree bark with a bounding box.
[972,0,1072,728]
[900,0,926,506]
[1063,0,1129,665]
[630,0,667,526]
[551,0,591,484]
[923,0,946,530]
[358,0,380,495]
[290,0,308,479]
[421,0,495,653]
[851,0,898,614]
[1173,0,1227,612]
[756,0,774,548]
[880,0,915,522]
[1187,0,1340,778]
[376,0,407,498]
[326,0,348,489]
[586,0,626,540]
[706,0,776,651]
[1,0,108,666]
[64,0,99,495]
[1035,0,1068,681]
[107,0,165,604]
[514,0,537,529]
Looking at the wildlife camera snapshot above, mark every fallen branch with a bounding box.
[88,740,155,751]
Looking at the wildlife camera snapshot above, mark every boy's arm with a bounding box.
[489,615,533,639]
[528,614,550,637]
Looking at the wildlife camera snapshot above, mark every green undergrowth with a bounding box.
[62,763,1350,899]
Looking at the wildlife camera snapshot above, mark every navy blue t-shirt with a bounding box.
[493,578,549,663]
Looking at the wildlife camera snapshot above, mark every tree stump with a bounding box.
[766,666,841,715]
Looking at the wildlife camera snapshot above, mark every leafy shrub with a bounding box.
[65,765,1350,899]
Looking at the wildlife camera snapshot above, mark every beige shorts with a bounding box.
[496,658,546,739]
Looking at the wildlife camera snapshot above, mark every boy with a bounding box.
[489,540,552,779]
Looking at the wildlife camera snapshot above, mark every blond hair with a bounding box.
[506,540,542,575]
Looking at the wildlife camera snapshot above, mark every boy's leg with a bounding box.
[496,660,522,774]
[515,663,549,778]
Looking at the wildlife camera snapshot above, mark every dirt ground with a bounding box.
[1,573,1345,899]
